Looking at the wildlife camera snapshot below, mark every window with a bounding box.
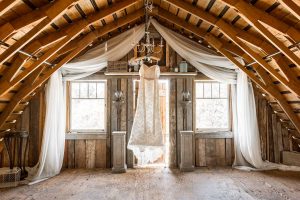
[195,81,230,131]
[70,81,106,132]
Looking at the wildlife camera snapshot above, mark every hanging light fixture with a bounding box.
[136,0,164,56]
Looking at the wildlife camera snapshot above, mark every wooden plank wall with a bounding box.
[63,139,106,169]
[0,90,45,167]
[195,138,234,167]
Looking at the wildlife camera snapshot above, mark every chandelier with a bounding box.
[136,0,164,55]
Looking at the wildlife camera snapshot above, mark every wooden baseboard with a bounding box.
[282,151,300,166]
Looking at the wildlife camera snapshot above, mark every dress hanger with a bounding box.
[129,56,160,66]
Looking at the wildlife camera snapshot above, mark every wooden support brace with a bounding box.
[0,0,78,65]
[0,0,19,16]
[278,0,300,21]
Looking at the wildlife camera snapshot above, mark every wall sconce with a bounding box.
[181,90,191,108]
[113,90,125,131]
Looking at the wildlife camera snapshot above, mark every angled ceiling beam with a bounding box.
[222,0,300,42]
[0,0,78,65]
[278,0,300,21]
[0,0,138,97]
[0,0,19,16]
[205,33,300,133]
[0,3,52,41]
[222,0,300,67]
[162,0,300,97]
[0,12,142,129]
[0,32,98,129]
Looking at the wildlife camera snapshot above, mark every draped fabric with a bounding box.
[28,71,66,183]
[29,25,145,182]
[31,18,299,183]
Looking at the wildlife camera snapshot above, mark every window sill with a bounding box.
[195,131,233,139]
[65,132,107,140]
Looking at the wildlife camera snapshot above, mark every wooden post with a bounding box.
[179,131,194,172]
[112,131,127,173]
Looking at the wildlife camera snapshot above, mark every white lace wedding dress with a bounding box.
[128,64,164,165]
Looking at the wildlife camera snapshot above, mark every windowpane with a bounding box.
[80,83,88,98]
[71,99,105,130]
[195,81,230,130]
[70,81,106,132]
[203,83,211,98]
[71,83,79,98]
[220,83,228,98]
[97,82,105,98]
[89,83,97,98]
[196,99,229,129]
[195,83,203,98]
[211,83,220,98]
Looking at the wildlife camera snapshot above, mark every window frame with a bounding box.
[194,80,231,132]
[68,80,107,133]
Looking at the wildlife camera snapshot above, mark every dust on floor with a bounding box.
[1,167,300,200]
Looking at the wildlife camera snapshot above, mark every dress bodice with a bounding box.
[139,64,160,79]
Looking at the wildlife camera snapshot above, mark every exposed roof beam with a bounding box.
[278,0,300,21]
[0,0,78,65]
[0,3,52,41]
[0,11,142,129]
[0,0,19,16]
[0,0,138,97]
[205,33,300,133]
[222,0,300,67]
[162,0,300,96]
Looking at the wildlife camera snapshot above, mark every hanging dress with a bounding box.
[128,64,164,165]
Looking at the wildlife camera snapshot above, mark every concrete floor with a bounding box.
[1,167,300,200]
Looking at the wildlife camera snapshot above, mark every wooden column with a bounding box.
[180,131,194,172]
[112,131,127,173]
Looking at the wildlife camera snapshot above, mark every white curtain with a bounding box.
[28,71,66,183]
[29,25,145,182]
[150,19,299,170]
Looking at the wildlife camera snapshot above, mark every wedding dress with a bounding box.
[128,64,164,165]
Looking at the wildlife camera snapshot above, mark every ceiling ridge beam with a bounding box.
[277,0,300,21]
[223,0,300,67]
[0,0,138,98]
[0,0,79,65]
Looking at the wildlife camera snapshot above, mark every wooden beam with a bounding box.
[227,1,300,67]
[0,0,78,65]
[278,0,300,21]
[161,1,300,97]
[0,1,138,97]
[205,33,300,133]
[0,32,98,129]
[0,0,19,16]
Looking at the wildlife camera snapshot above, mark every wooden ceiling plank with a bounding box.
[163,0,300,95]
[226,1,300,67]
[205,33,300,133]
[277,0,300,21]
[0,0,139,97]
[0,0,20,16]
[0,11,142,129]
[0,3,52,41]
[0,32,97,129]
[0,0,78,65]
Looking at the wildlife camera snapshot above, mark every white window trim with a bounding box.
[194,80,231,132]
[69,80,107,133]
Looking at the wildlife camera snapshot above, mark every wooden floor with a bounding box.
[1,167,300,200]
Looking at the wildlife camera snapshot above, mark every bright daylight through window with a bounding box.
[195,81,230,131]
[70,81,106,132]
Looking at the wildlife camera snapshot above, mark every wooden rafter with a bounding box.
[205,34,300,133]
[0,10,143,129]
[162,0,300,97]
[0,0,78,65]
[0,2,51,41]
[222,0,300,67]
[0,0,19,16]
[278,0,300,21]
[0,0,138,98]
[153,6,300,133]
